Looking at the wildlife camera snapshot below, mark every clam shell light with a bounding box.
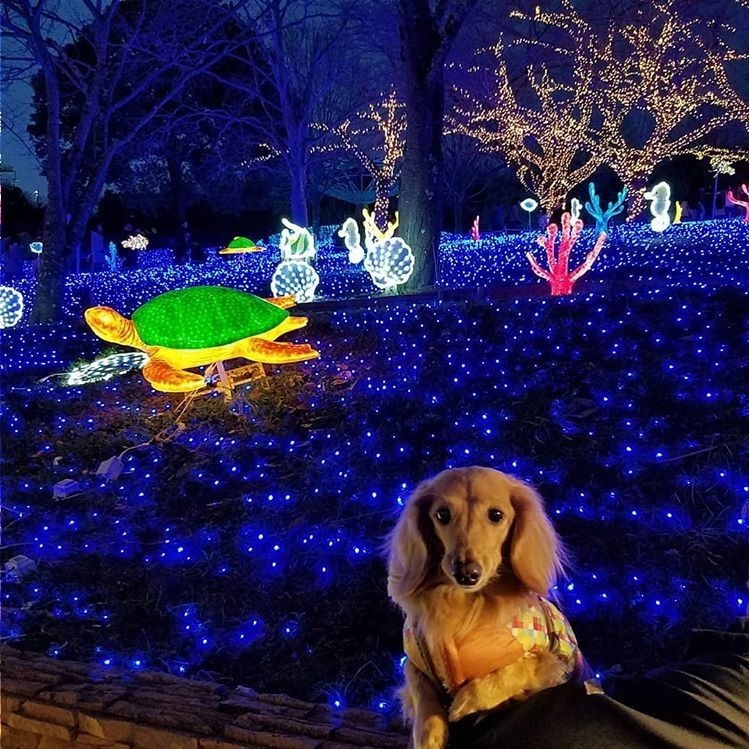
[271,260,320,303]
[363,237,415,290]
[0,286,24,328]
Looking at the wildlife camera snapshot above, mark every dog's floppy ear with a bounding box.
[508,477,567,595]
[386,482,442,605]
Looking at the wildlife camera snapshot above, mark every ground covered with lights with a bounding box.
[1,220,749,715]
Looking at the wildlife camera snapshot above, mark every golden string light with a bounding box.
[313,88,406,230]
[449,0,749,217]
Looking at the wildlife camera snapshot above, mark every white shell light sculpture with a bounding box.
[271,259,320,302]
[363,237,415,290]
[0,286,24,328]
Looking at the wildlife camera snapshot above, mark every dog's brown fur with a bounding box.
[387,467,572,749]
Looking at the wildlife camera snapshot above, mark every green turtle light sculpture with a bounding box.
[84,286,318,393]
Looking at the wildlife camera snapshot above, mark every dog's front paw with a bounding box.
[413,713,449,749]
[449,680,503,722]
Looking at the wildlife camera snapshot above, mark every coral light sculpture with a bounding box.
[569,198,582,224]
[471,215,480,242]
[726,184,749,222]
[526,212,607,296]
[585,183,628,234]
[362,208,399,252]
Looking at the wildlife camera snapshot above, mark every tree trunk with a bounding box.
[453,201,462,233]
[30,196,68,323]
[373,177,392,232]
[397,3,446,292]
[288,157,309,227]
[625,175,650,222]
[167,153,187,224]
[309,190,322,240]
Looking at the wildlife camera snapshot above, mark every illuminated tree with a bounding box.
[450,25,601,214]
[316,88,405,232]
[588,0,749,217]
[2,0,248,322]
[457,0,749,220]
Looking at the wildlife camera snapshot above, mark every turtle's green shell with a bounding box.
[132,286,288,349]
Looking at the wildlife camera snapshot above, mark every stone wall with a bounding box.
[1,646,409,749]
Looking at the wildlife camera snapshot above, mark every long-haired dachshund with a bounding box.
[387,467,584,749]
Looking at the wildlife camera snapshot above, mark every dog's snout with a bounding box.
[452,559,482,587]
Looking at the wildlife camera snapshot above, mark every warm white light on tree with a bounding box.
[315,88,406,232]
[122,234,149,250]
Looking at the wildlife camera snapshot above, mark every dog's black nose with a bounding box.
[453,560,482,586]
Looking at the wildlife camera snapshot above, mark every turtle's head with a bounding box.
[85,306,142,349]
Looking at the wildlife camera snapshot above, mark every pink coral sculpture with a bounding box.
[526,212,607,296]
[726,184,749,222]
[471,215,480,242]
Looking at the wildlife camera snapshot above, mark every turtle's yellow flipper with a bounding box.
[239,339,319,364]
[142,358,206,393]
[264,295,296,309]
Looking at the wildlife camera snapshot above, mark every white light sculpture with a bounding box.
[66,352,149,386]
[122,234,149,250]
[29,242,43,254]
[520,198,538,229]
[363,237,415,290]
[271,259,320,303]
[644,181,671,232]
[0,286,24,328]
[279,218,316,260]
[338,218,364,264]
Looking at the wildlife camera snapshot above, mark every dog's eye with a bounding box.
[488,508,504,523]
[434,508,451,525]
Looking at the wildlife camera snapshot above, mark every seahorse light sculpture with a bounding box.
[726,183,749,222]
[569,198,582,224]
[526,212,607,296]
[644,181,671,232]
[338,218,364,264]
